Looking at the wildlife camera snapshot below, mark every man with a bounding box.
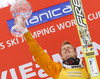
[20,19,90,79]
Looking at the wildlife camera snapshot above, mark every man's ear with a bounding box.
[60,51,62,56]
[75,52,77,57]
[60,53,64,60]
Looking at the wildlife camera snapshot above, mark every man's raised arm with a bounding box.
[24,30,62,79]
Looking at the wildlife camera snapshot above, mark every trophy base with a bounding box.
[11,25,25,37]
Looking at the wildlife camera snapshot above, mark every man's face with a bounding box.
[61,44,77,61]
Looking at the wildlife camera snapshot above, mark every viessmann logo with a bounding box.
[7,1,73,32]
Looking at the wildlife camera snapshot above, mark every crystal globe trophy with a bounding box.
[10,0,32,37]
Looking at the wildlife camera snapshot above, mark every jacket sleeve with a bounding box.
[24,31,62,79]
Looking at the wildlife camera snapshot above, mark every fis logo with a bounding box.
[7,1,73,32]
